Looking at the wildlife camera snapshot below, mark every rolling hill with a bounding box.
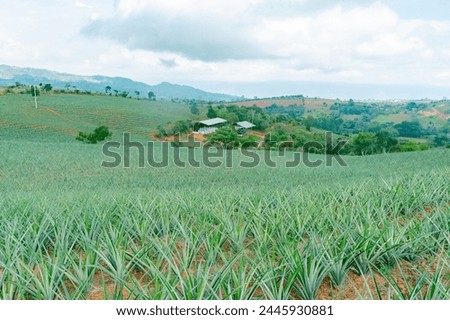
[0,93,193,142]
[0,64,238,102]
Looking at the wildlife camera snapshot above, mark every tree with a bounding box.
[135,91,140,99]
[216,109,238,124]
[406,102,417,110]
[30,85,40,97]
[352,132,376,155]
[76,126,112,144]
[190,104,200,115]
[148,91,156,100]
[434,135,449,147]
[119,91,129,98]
[299,95,305,106]
[105,86,112,94]
[113,89,119,96]
[172,120,193,134]
[395,121,423,138]
[303,115,315,131]
[207,106,217,119]
[43,83,52,92]
[207,127,239,149]
[374,131,398,153]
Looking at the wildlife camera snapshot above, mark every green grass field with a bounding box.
[373,113,413,124]
[0,93,449,300]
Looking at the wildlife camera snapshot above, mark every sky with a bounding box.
[1,0,450,99]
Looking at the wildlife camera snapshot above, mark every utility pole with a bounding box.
[34,85,38,109]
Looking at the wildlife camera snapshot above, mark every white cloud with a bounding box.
[75,1,93,9]
[435,70,450,80]
[1,0,450,97]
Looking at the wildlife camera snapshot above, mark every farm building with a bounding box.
[195,117,228,135]
[235,121,255,135]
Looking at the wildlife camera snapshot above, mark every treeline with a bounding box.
[255,124,432,156]
[299,115,449,147]
[1,82,156,100]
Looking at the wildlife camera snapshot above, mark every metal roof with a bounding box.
[199,117,227,126]
[236,121,255,129]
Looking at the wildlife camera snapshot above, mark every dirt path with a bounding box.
[45,107,73,122]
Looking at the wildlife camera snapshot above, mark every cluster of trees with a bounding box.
[206,104,270,130]
[199,127,260,149]
[2,82,53,96]
[295,113,449,147]
[159,100,448,153]
[104,86,156,100]
[405,102,428,111]
[198,125,332,155]
[28,83,53,96]
[199,123,434,156]
[263,125,431,155]
[156,120,194,138]
[330,100,383,119]
[350,132,400,155]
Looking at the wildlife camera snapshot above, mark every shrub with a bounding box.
[239,135,260,149]
[399,141,429,152]
[76,126,112,144]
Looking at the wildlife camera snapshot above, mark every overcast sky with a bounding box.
[1,0,450,99]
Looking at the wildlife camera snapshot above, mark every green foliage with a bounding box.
[216,104,269,130]
[157,120,194,137]
[395,121,423,138]
[239,135,260,148]
[207,105,217,119]
[30,86,40,97]
[1,139,449,300]
[351,132,377,155]
[350,131,399,155]
[374,131,399,153]
[303,115,315,131]
[189,104,200,115]
[42,83,53,92]
[433,135,449,147]
[172,120,193,134]
[118,91,129,98]
[399,141,430,152]
[76,126,112,144]
[156,124,166,138]
[148,91,156,100]
[264,125,290,149]
[265,103,305,118]
[207,127,239,148]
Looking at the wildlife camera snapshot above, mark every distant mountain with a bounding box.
[0,65,238,102]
